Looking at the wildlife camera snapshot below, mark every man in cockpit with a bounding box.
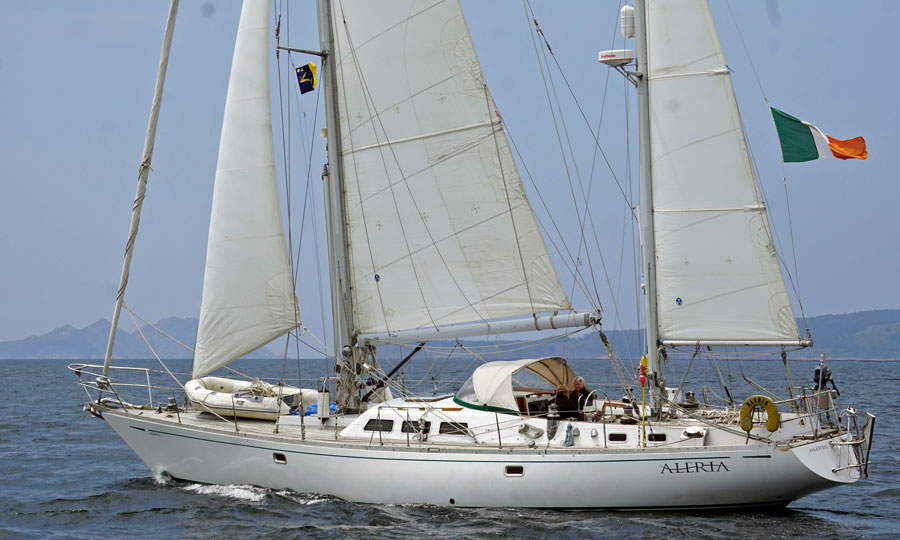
[555,385,580,420]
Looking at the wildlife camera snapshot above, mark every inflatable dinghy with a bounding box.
[186,376,318,420]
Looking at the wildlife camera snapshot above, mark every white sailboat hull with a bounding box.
[103,409,856,509]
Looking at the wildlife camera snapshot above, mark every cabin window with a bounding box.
[364,419,394,432]
[401,420,432,434]
[439,422,468,435]
[648,433,667,442]
[505,465,525,477]
[608,433,627,442]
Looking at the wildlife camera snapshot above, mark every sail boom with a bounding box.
[661,339,812,348]
[360,310,600,346]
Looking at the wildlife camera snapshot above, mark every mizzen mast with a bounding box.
[634,0,664,406]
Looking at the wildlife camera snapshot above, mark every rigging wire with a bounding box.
[284,52,332,375]
[520,1,642,366]
[521,2,602,311]
[504,128,598,308]
[274,1,298,389]
[524,2,636,220]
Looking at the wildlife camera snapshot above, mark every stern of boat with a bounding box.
[791,407,874,485]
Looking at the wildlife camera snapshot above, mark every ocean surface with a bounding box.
[1,356,897,539]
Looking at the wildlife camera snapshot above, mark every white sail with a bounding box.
[193,0,298,377]
[330,0,570,336]
[646,0,800,343]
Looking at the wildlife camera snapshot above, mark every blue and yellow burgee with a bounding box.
[295,63,317,94]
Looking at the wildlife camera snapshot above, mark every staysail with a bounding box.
[193,0,298,377]
[646,0,801,344]
[329,0,570,337]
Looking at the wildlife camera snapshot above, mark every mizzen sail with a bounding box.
[193,0,298,377]
[646,0,800,344]
[329,0,570,336]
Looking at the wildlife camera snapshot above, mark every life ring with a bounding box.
[739,395,780,433]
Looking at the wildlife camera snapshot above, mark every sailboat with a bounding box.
[71,0,875,509]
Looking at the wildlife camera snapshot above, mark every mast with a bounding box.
[633,0,664,406]
[317,0,360,410]
[102,0,179,378]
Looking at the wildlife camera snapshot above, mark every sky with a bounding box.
[0,0,897,346]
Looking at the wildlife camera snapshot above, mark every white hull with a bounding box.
[102,407,856,509]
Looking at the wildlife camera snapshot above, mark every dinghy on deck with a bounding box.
[185,377,317,420]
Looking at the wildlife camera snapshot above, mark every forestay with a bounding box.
[193,0,298,377]
[646,0,800,344]
[330,0,570,336]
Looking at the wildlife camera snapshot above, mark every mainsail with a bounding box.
[193,0,298,377]
[330,0,570,336]
[646,0,801,344]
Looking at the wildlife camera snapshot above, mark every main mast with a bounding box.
[633,0,664,406]
[317,0,361,410]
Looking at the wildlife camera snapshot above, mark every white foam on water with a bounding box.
[152,472,174,486]
[275,490,331,505]
[182,483,268,502]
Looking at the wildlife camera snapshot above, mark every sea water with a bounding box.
[1,357,897,539]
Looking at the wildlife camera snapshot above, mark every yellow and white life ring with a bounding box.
[739,395,780,433]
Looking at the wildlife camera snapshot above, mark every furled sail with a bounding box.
[646,0,800,343]
[193,0,298,377]
[330,0,570,335]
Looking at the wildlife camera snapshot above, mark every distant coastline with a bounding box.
[2,308,898,361]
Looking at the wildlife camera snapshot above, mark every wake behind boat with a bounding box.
[73,0,874,509]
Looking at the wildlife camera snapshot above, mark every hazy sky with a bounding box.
[0,1,897,345]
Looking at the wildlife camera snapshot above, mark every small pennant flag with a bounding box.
[771,107,867,162]
[295,63,317,94]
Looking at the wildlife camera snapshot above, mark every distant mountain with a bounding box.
[2,309,898,360]
[0,317,278,359]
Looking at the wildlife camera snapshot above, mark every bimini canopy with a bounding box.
[453,357,576,413]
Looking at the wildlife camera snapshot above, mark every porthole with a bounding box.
[505,465,525,476]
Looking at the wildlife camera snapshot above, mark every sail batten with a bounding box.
[330,0,570,336]
[646,0,800,343]
[193,0,298,378]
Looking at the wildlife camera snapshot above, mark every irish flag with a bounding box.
[771,107,867,162]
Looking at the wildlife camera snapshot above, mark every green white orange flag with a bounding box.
[771,107,867,162]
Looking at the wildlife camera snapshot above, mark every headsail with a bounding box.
[193,0,298,377]
[646,0,801,344]
[329,0,570,336]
